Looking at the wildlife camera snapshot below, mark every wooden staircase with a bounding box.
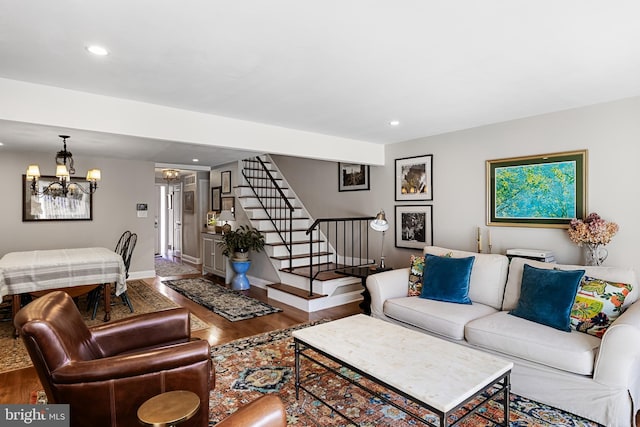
[234,155,366,312]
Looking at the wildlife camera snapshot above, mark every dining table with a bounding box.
[0,247,127,335]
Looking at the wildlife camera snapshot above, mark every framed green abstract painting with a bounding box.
[486,150,587,228]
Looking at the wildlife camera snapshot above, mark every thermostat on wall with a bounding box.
[136,203,148,217]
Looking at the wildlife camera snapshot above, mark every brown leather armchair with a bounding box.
[14,291,212,427]
[216,395,287,427]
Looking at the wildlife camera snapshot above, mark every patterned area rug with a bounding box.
[0,280,208,373]
[154,257,200,276]
[209,324,602,427]
[162,277,282,322]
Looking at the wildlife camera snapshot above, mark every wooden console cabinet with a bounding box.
[201,232,228,279]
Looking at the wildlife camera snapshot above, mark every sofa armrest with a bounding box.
[367,268,410,319]
[593,300,640,388]
[216,395,286,427]
[51,339,211,384]
[90,307,191,356]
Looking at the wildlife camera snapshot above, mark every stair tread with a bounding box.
[243,206,300,209]
[267,239,323,246]
[261,228,308,234]
[280,264,353,281]
[238,197,296,202]
[270,251,332,261]
[252,217,310,221]
[267,283,326,300]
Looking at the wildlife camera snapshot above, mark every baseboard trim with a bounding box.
[247,275,274,290]
[128,270,155,281]
[181,254,201,264]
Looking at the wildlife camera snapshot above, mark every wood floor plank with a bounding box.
[0,258,360,404]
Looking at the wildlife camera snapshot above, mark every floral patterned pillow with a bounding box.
[570,276,633,338]
[408,255,425,296]
[408,252,452,296]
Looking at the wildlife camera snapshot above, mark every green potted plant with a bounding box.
[218,225,265,260]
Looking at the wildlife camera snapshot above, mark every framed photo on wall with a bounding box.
[211,186,221,212]
[486,150,587,228]
[221,171,232,194]
[184,190,194,213]
[395,155,433,201]
[395,205,433,249]
[221,196,235,213]
[338,163,370,191]
[22,175,93,221]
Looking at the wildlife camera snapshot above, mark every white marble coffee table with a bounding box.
[292,314,512,426]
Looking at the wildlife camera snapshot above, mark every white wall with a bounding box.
[382,96,640,273]
[0,78,385,165]
[0,151,156,276]
[209,162,281,284]
[272,97,640,278]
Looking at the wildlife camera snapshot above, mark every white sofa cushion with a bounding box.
[465,311,601,375]
[384,296,497,340]
[423,246,509,310]
[503,257,639,311]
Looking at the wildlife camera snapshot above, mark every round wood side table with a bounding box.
[137,390,200,427]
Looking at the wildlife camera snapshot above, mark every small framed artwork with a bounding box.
[338,163,370,192]
[211,186,221,212]
[184,190,194,213]
[486,150,587,228]
[22,175,93,221]
[221,171,232,194]
[395,155,433,201]
[221,196,235,213]
[395,205,433,249]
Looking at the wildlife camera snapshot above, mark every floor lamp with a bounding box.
[370,210,389,270]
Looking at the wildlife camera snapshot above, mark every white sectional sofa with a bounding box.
[367,246,640,427]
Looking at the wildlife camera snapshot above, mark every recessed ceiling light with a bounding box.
[86,45,109,56]
[389,120,400,126]
[0,142,4,146]
[192,158,199,162]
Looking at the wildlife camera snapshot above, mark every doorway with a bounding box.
[155,182,183,258]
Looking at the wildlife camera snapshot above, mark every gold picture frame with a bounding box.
[486,150,587,228]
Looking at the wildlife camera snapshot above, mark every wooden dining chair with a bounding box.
[90,230,136,319]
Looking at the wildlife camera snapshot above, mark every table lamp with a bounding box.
[218,210,235,233]
[370,210,390,270]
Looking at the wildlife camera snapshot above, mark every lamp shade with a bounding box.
[26,165,41,179]
[370,210,389,232]
[86,169,101,181]
[218,210,235,222]
[55,164,70,179]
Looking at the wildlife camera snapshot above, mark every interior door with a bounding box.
[154,184,162,255]
[172,184,182,257]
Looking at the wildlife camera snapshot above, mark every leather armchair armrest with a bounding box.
[51,339,210,384]
[90,307,191,356]
[215,395,286,427]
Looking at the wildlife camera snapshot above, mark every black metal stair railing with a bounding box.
[242,156,295,271]
[305,217,375,297]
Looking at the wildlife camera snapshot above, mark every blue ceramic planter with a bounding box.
[231,260,251,290]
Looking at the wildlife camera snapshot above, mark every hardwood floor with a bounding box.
[0,259,360,405]
[4,259,637,425]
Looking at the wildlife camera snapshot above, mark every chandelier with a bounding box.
[162,169,180,182]
[26,135,101,197]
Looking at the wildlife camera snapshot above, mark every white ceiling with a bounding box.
[1,0,639,167]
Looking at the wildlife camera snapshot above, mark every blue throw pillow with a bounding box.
[509,264,585,332]
[419,254,475,304]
